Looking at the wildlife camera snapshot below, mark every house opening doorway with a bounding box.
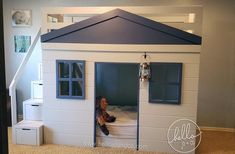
[94,62,139,149]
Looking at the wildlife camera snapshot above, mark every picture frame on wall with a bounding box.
[11,9,31,27]
[14,35,31,53]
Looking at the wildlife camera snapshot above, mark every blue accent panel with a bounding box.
[149,63,182,105]
[41,9,201,44]
[136,73,140,151]
[56,60,85,99]
[94,62,97,147]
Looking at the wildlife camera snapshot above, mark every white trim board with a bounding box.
[42,43,201,53]
[199,126,235,133]
[42,6,203,15]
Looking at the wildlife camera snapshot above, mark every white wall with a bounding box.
[3,0,43,115]
[197,0,235,128]
[42,44,200,153]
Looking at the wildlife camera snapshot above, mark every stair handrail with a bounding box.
[9,28,41,125]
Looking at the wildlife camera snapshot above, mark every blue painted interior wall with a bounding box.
[95,63,139,106]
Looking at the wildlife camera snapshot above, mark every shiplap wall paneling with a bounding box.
[42,48,200,153]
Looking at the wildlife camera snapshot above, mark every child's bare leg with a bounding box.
[97,115,109,136]
[97,116,105,126]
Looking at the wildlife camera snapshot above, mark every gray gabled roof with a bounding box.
[41,9,201,44]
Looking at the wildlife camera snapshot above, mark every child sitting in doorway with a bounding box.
[96,96,116,135]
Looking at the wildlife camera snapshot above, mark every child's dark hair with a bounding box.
[96,96,103,109]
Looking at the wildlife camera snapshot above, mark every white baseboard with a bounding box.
[199,126,235,133]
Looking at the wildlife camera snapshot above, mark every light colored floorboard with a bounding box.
[8,128,159,154]
[8,128,235,154]
[196,130,235,154]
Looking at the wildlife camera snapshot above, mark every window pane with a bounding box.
[165,85,179,101]
[149,63,182,104]
[59,62,69,78]
[72,62,83,78]
[59,81,69,96]
[72,81,83,96]
[166,65,180,83]
[150,83,164,101]
[151,64,165,83]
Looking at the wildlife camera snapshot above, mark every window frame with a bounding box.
[149,62,182,104]
[56,60,85,99]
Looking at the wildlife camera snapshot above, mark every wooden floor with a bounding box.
[196,130,235,154]
[8,128,235,154]
[8,127,157,154]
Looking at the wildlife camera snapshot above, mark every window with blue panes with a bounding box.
[149,63,182,104]
[56,60,85,99]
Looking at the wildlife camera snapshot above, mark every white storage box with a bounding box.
[23,99,43,121]
[31,80,43,99]
[14,120,43,146]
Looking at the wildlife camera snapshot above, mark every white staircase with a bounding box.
[9,29,44,145]
[13,80,43,146]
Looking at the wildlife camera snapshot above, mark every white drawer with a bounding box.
[13,120,43,146]
[16,128,37,145]
[25,104,42,121]
[31,80,43,99]
[23,99,43,121]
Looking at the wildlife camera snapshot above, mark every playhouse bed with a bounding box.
[96,106,137,148]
